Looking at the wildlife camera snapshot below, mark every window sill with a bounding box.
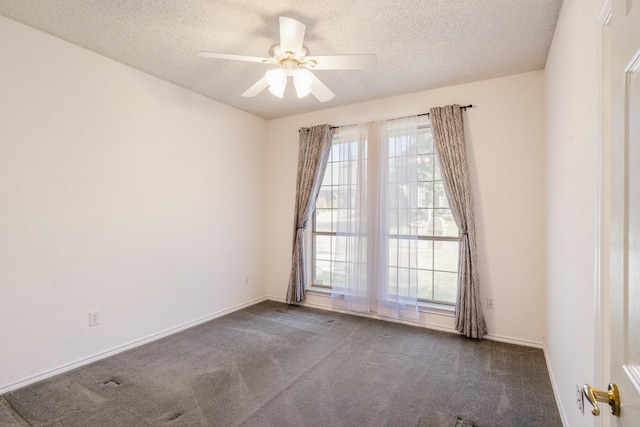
[305,286,455,317]
[418,301,455,316]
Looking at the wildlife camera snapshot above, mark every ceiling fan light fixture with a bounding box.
[266,68,287,98]
[199,17,375,102]
[293,68,314,98]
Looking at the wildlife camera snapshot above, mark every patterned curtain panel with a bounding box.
[286,124,336,304]
[430,105,487,339]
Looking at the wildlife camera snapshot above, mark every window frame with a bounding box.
[310,124,460,306]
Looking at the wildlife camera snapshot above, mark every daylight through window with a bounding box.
[312,123,460,304]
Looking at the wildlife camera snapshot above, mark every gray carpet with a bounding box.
[1,301,562,426]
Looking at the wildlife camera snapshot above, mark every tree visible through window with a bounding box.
[312,124,459,304]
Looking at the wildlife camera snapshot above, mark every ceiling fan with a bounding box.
[198,17,377,102]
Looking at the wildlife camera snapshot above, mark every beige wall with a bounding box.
[544,0,604,425]
[266,71,547,347]
[0,16,268,392]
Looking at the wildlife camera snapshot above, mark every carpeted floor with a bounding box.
[0,301,562,426]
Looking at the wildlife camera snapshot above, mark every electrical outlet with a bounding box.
[576,382,584,414]
[486,297,495,309]
[245,275,249,285]
[89,310,100,327]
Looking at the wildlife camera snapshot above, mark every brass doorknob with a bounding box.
[582,383,621,416]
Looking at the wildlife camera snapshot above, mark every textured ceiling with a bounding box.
[0,0,562,120]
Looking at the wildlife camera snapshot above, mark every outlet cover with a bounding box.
[89,310,100,327]
[486,297,495,309]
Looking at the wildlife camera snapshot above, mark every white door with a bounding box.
[609,0,640,424]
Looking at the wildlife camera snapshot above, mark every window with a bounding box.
[312,123,459,304]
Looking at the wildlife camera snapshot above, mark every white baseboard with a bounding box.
[268,296,543,349]
[543,344,570,427]
[484,333,543,349]
[0,296,268,395]
[2,295,545,395]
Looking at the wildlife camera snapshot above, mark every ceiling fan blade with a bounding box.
[310,74,335,102]
[306,54,378,70]
[279,17,306,55]
[241,76,269,97]
[198,51,269,64]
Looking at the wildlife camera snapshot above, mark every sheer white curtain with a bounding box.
[331,117,420,318]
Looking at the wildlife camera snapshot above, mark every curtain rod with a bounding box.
[325,104,473,130]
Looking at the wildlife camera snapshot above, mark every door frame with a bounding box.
[596,1,612,426]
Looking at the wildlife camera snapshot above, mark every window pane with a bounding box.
[418,182,433,208]
[397,208,411,235]
[429,212,447,237]
[396,267,410,297]
[388,156,399,182]
[434,208,459,237]
[434,271,457,303]
[389,184,400,209]
[314,235,332,260]
[417,239,433,270]
[389,239,398,267]
[389,138,398,157]
[407,181,418,208]
[417,155,428,181]
[353,236,367,257]
[417,208,432,236]
[328,144,341,162]
[417,129,434,154]
[389,208,399,235]
[317,188,332,209]
[396,238,412,268]
[401,137,411,157]
[315,209,332,232]
[332,261,346,288]
[333,236,347,260]
[335,186,348,209]
[332,161,342,183]
[322,162,333,184]
[418,270,433,300]
[410,239,419,268]
[434,155,443,179]
[314,260,331,287]
[388,266,397,295]
[336,209,349,232]
[434,181,449,208]
[410,268,418,298]
[347,159,360,182]
[434,241,459,272]
[418,154,435,182]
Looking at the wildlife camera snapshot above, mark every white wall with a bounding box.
[266,71,547,346]
[544,0,603,425]
[0,16,268,392]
